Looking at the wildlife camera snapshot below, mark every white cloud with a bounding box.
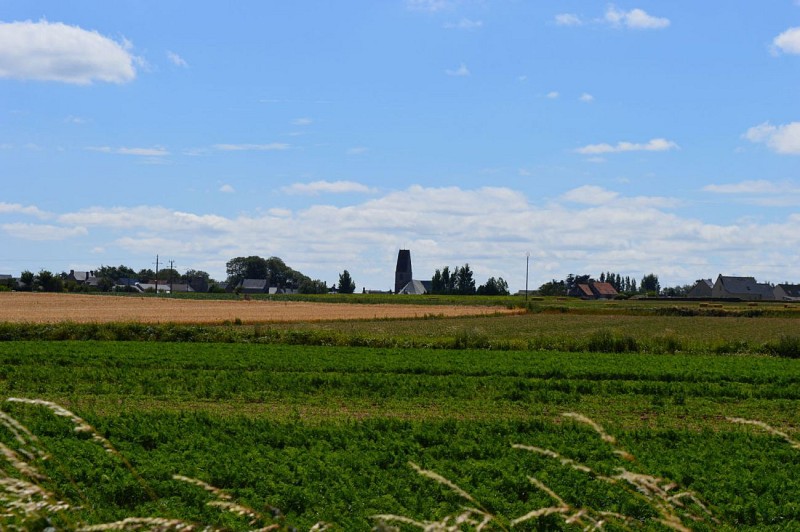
[445,63,470,76]
[562,185,619,205]
[444,18,483,30]
[347,146,369,155]
[219,184,235,194]
[0,202,50,219]
[13,184,800,289]
[87,146,169,156]
[579,93,594,103]
[546,91,560,99]
[282,180,375,196]
[576,138,679,155]
[166,50,188,67]
[703,180,784,194]
[773,27,800,55]
[0,19,137,84]
[744,122,800,154]
[555,13,583,26]
[605,6,670,29]
[292,117,313,126]
[213,143,290,151]
[2,222,87,241]
[406,0,452,12]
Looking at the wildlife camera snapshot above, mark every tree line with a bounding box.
[538,271,664,297]
[430,264,509,296]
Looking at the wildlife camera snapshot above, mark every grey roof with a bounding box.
[240,279,268,292]
[717,276,773,298]
[399,280,428,295]
[776,284,800,298]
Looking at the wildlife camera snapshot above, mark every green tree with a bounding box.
[640,273,660,295]
[539,279,566,297]
[477,277,509,296]
[456,264,476,295]
[19,270,34,291]
[36,270,63,292]
[338,270,356,294]
[298,279,327,294]
[226,256,269,285]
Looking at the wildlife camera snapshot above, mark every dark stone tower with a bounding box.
[395,249,412,293]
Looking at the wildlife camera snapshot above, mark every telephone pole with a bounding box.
[154,255,159,294]
[168,260,175,293]
[525,253,529,302]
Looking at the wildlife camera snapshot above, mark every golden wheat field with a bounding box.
[0,292,515,324]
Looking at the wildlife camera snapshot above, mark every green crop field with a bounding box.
[1,299,800,530]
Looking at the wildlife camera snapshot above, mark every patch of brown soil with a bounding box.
[0,293,517,324]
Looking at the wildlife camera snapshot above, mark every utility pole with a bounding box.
[525,253,529,302]
[168,260,175,293]
[154,255,159,294]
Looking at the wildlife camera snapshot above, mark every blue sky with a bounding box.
[1,1,800,291]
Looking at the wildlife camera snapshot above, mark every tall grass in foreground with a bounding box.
[1,397,798,530]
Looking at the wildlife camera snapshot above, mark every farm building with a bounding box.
[570,281,618,300]
[774,284,800,301]
[687,279,713,298]
[711,275,774,300]
[398,279,433,295]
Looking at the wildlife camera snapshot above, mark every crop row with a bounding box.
[3,403,799,530]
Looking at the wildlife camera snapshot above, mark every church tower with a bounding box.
[395,249,412,293]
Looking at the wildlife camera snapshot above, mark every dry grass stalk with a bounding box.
[514,413,718,531]
[6,397,158,502]
[562,412,616,444]
[0,441,44,480]
[726,417,800,449]
[409,462,478,505]
[77,516,204,531]
[0,409,47,459]
[0,476,71,519]
[172,475,232,500]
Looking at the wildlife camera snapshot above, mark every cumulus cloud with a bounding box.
[282,180,375,196]
[562,185,619,205]
[703,180,785,194]
[10,184,800,288]
[166,50,188,67]
[702,180,800,206]
[744,122,800,154]
[605,6,670,29]
[554,13,583,26]
[0,19,137,84]
[87,146,169,156]
[2,222,87,240]
[575,138,679,155]
[773,27,800,54]
[219,184,235,194]
[213,143,290,151]
[347,146,369,155]
[406,0,452,12]
[445,63,470,76]
[579,93,594,103]
[546,91,560,99]
[0,202,50,219]
[444,18,483,30]
[292,117,313,126]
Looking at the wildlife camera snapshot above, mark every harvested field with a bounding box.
[0,292,517,324]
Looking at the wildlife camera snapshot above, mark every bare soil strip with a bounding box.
[0,293,516,324]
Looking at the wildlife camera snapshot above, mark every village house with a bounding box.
[570,281,618,300]
[774,284,800,302]
[711,275,774,301]
[686,279,713,298]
